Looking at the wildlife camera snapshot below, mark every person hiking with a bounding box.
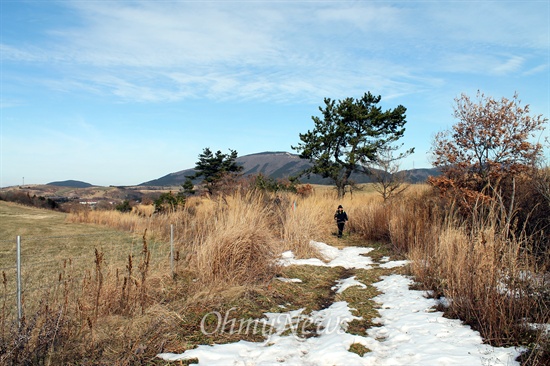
[334,205,348,238]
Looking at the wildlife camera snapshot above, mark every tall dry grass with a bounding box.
[0,232,161,365]
[67,188,355,281]
[189,193,279,285]
[6,182,548,364]
[345,193,388,242]
[345,183,549,363]
[0,189,349,363]
[67,190,342,287]
[347,184,437,253]
[280,192,336,256]
[402,194,550,364]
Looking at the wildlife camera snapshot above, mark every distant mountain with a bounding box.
[239,151,314,180]
[47,180,94,188]
[400,168,442,184]
[139,151,441,187]
[139,151,315,186]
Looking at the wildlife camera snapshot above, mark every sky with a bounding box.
[1,0,549,187]
[157,240,522,365]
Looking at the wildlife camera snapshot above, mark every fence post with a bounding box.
[16,235,22,326]
[170,224,174,278]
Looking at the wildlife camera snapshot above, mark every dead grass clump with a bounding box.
[196,227,278,285]
[132,204,155,217]
[0,229,181,365]
[280,195,329,258]
[271,191,356,258]
[85,231,154,318]
[191,192,280,286]
[0,301,70,365]
[347,186,440,254]
[67,209,142,233]
[387,192,440,254]
[347,199,389,242]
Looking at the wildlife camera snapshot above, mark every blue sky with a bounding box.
[1,0,548,187]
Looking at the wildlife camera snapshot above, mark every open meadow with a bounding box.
[0,183,548,365]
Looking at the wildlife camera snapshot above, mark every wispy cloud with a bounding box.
[438,53,527,76]
[492,55,525,75]
[56,1,283,67]
[1,0,547,187]
[0,98,25,109]
[1,1,547,104]
[523,64,548,77]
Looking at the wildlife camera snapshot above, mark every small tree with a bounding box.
[189,148,243,195]
[292,92,409,198]
[430,91,546,203]
[154,191,185,213]
[364,144,414,202]
[181,178,195,196]
[252,174,297,193]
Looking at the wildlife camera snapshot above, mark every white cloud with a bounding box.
[0,98,25,109]
[437,53,528,76]
[57,1,283,68]
[523,63,548,77]
[1,1,547,104]
[492,55,525,75]
[0,44,37,62]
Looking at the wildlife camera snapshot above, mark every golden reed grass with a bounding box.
[407,197,549,353]
[64,187,397,293]
[190,192,279,285]
[345,184,548,360]
[5,183,545,364]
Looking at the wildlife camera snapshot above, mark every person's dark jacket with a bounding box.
[334,210,348,223]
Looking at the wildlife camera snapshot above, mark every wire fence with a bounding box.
[0,229,175,325]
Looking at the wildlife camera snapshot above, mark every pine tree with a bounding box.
[293,92,410,198]
[190,148,243,194]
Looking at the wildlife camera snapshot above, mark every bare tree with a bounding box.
[362,144,413,202]
[533,138,550,209]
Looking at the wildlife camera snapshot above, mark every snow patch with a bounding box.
[280,240,374,269]
[275,277,303,283]
[158,242,523,365]
[332,276,367,294]
[379,260,409,269]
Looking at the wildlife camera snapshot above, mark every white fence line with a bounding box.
[16,236,21,326]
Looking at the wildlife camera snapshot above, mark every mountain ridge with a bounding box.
[139,151,440,187]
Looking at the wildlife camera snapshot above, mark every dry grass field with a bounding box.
[0,184,180,201]
[0,187,401,364]
[0,201,168,324]
[0,182,548,365]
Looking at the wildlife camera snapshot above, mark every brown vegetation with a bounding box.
[1,176,549,364]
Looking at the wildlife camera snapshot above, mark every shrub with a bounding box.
[115,199,132,213]
[154,191,185,213]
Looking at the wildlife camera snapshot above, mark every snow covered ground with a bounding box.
[158,241,522,365]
